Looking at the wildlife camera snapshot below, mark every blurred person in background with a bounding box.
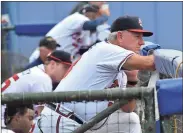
[46,4,110,61]
[27,37,70,89]
[27,36,60,67]
[29,4,110,63]
[2,104,34,133]
[70,1,111,55]
[78,22,111,55]
[1,50,72,127]
[70,1,106,15]
[2,50,71,93]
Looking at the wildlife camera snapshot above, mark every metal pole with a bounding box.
[143,71,158,133]
[73,99,128,133]
[2,26,15,31]
[2,87,153,104]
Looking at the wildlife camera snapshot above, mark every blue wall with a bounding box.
[2,2,182,58]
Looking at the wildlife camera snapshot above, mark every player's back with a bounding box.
[54,41,133,121]
[46,12,90,57]
[1,64,52,128]
[47,12,88,37]
[1,64,52,93]
[55,41,130,92]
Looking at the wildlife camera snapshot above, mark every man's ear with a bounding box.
[117,31,123,43]
[49,60,56,68]
[14,114,21,122]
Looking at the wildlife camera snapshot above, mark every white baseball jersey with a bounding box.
[1,64,52,127]
[54,41,134,121]
[29,12,91,63]
[29,48,40,63]
[46,12,91,59]
[96,23,111,41]
[1,129,15,133]
[108,72,127,89]
[29,15,110,64]
[2,64,52,93]
[32,105,81,133]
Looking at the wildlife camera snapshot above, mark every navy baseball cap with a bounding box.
[111,16,153,37]
[47,50,72,66]
[39,36,60,50]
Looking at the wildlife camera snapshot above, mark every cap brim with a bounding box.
[128,29,153,37]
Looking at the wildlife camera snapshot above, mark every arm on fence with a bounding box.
[122,54,155,71]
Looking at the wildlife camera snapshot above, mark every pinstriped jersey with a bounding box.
[1,65,52,127]
[46,12,91,59]
[54,41,134,121]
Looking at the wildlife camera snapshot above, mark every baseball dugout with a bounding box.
[1,26,183,133]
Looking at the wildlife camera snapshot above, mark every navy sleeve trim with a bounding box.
[83,15,108,31]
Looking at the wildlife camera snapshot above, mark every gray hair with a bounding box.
[107,32,117,41]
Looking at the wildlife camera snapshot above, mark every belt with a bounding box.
[46,103,84,124]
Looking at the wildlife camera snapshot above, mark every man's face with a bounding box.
[39,47,54,62]
[48,61,70,82]
[118,31,144,54]
[54,62,68,82]
[18,109,34,133]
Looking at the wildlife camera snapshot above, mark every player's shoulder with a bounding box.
[105,41,134,54]
[34,72,52,85]
[94,41,125,52]
[30,65,46,75]
[71,12,89,21]
[26,65,52,83]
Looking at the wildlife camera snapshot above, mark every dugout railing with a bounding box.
[2,71,182,133]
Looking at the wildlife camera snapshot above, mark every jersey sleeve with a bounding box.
[97,43,134,72]
[31,75,53,93]
[68,13,89,31]
[117,72,127,89]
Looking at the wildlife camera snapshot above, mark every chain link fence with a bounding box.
[2,87,156,133]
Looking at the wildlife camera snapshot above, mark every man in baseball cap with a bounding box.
[110,15,153,37]
[46,50,72,66]
[54,15,156,133]
[39,36,60,49]
[25,36,60,70]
